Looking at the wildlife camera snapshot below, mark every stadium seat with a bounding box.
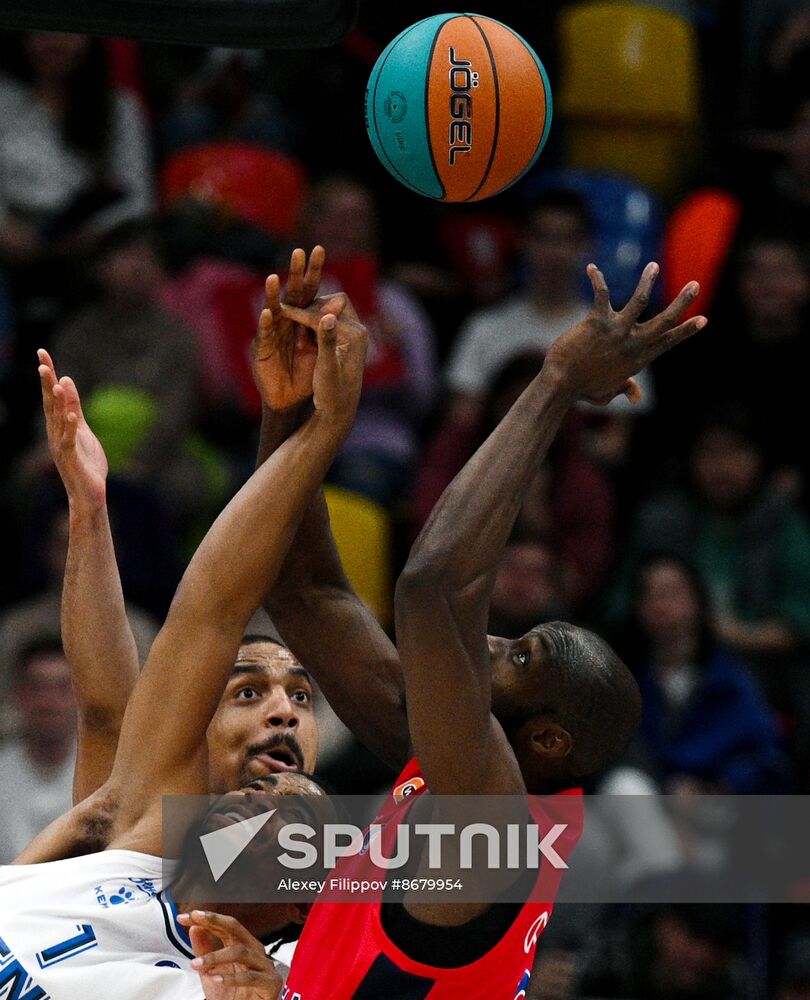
[663,188,742,319]
[558,2,700,195]
[522,168,664,306]
[160,141,307,238]
[323,485,392,627]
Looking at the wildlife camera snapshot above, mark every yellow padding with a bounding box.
[324,485,392,627]
[558,2,699,124]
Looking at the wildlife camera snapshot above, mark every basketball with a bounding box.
[365,13,552,202]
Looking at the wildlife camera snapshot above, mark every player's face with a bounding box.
[488,626,553,718]
[206,643,319,795]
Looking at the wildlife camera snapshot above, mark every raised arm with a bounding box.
[256,248,409,770]
[37,349,141,806]
[100,304,368,845]
[395,264,706,796]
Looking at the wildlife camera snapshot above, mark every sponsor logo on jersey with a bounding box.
[281,987,302,1000]
[514,968,532,999]
[393,776,425,803]
[94,876,157,908]
[523,911,549,953]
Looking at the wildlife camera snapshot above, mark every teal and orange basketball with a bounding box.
[365,13,552,202]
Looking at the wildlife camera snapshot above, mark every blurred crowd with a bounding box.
[0,1,809,996]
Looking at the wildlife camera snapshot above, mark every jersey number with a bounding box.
[36,926,98,969]
[0,925,97,1000]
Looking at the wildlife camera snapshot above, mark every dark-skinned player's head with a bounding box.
[173,770,331,948]
[489,621,640,792]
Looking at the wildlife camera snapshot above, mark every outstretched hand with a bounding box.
[544,262,707,406]
[37,348,108,512]
[180,910,283,1000]
[253,246,325,411]
[281,294,368,429]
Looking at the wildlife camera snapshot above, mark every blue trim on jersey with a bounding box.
[157,890,194,961]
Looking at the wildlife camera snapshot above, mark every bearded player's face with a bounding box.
[205,642,319,795]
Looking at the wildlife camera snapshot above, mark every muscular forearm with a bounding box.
[256,405,408,770]
[405,363,574,592]
[180,412,347,631]
[63,500,141,803]
[256,401,311,468]
[63,503,140,721]
[257,401,351,596]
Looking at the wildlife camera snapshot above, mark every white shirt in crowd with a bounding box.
[0,738,76,863]
[0,75,153,227]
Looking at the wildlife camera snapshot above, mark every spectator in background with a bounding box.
[578,904,750,999]
[158,47,297,157]
[416,353,615,611]
[443,188,654,467]
[0,31,152,275]
[623,553,788,794]
[0,637,75,863]
[605,411,810,781]
[48,219,227,539]
[526,946,577,999]
[0,31,155,456]
[761,96,810,253]
[776,936,810,1000]
[301,176,438,505]
[0,508,157,728]
[745,1,810,133]
[489,535,569,639]
[699,231,810,484]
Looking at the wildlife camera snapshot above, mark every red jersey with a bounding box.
[284,760,582,999]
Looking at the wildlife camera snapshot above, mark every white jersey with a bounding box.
[0,849,204,999]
